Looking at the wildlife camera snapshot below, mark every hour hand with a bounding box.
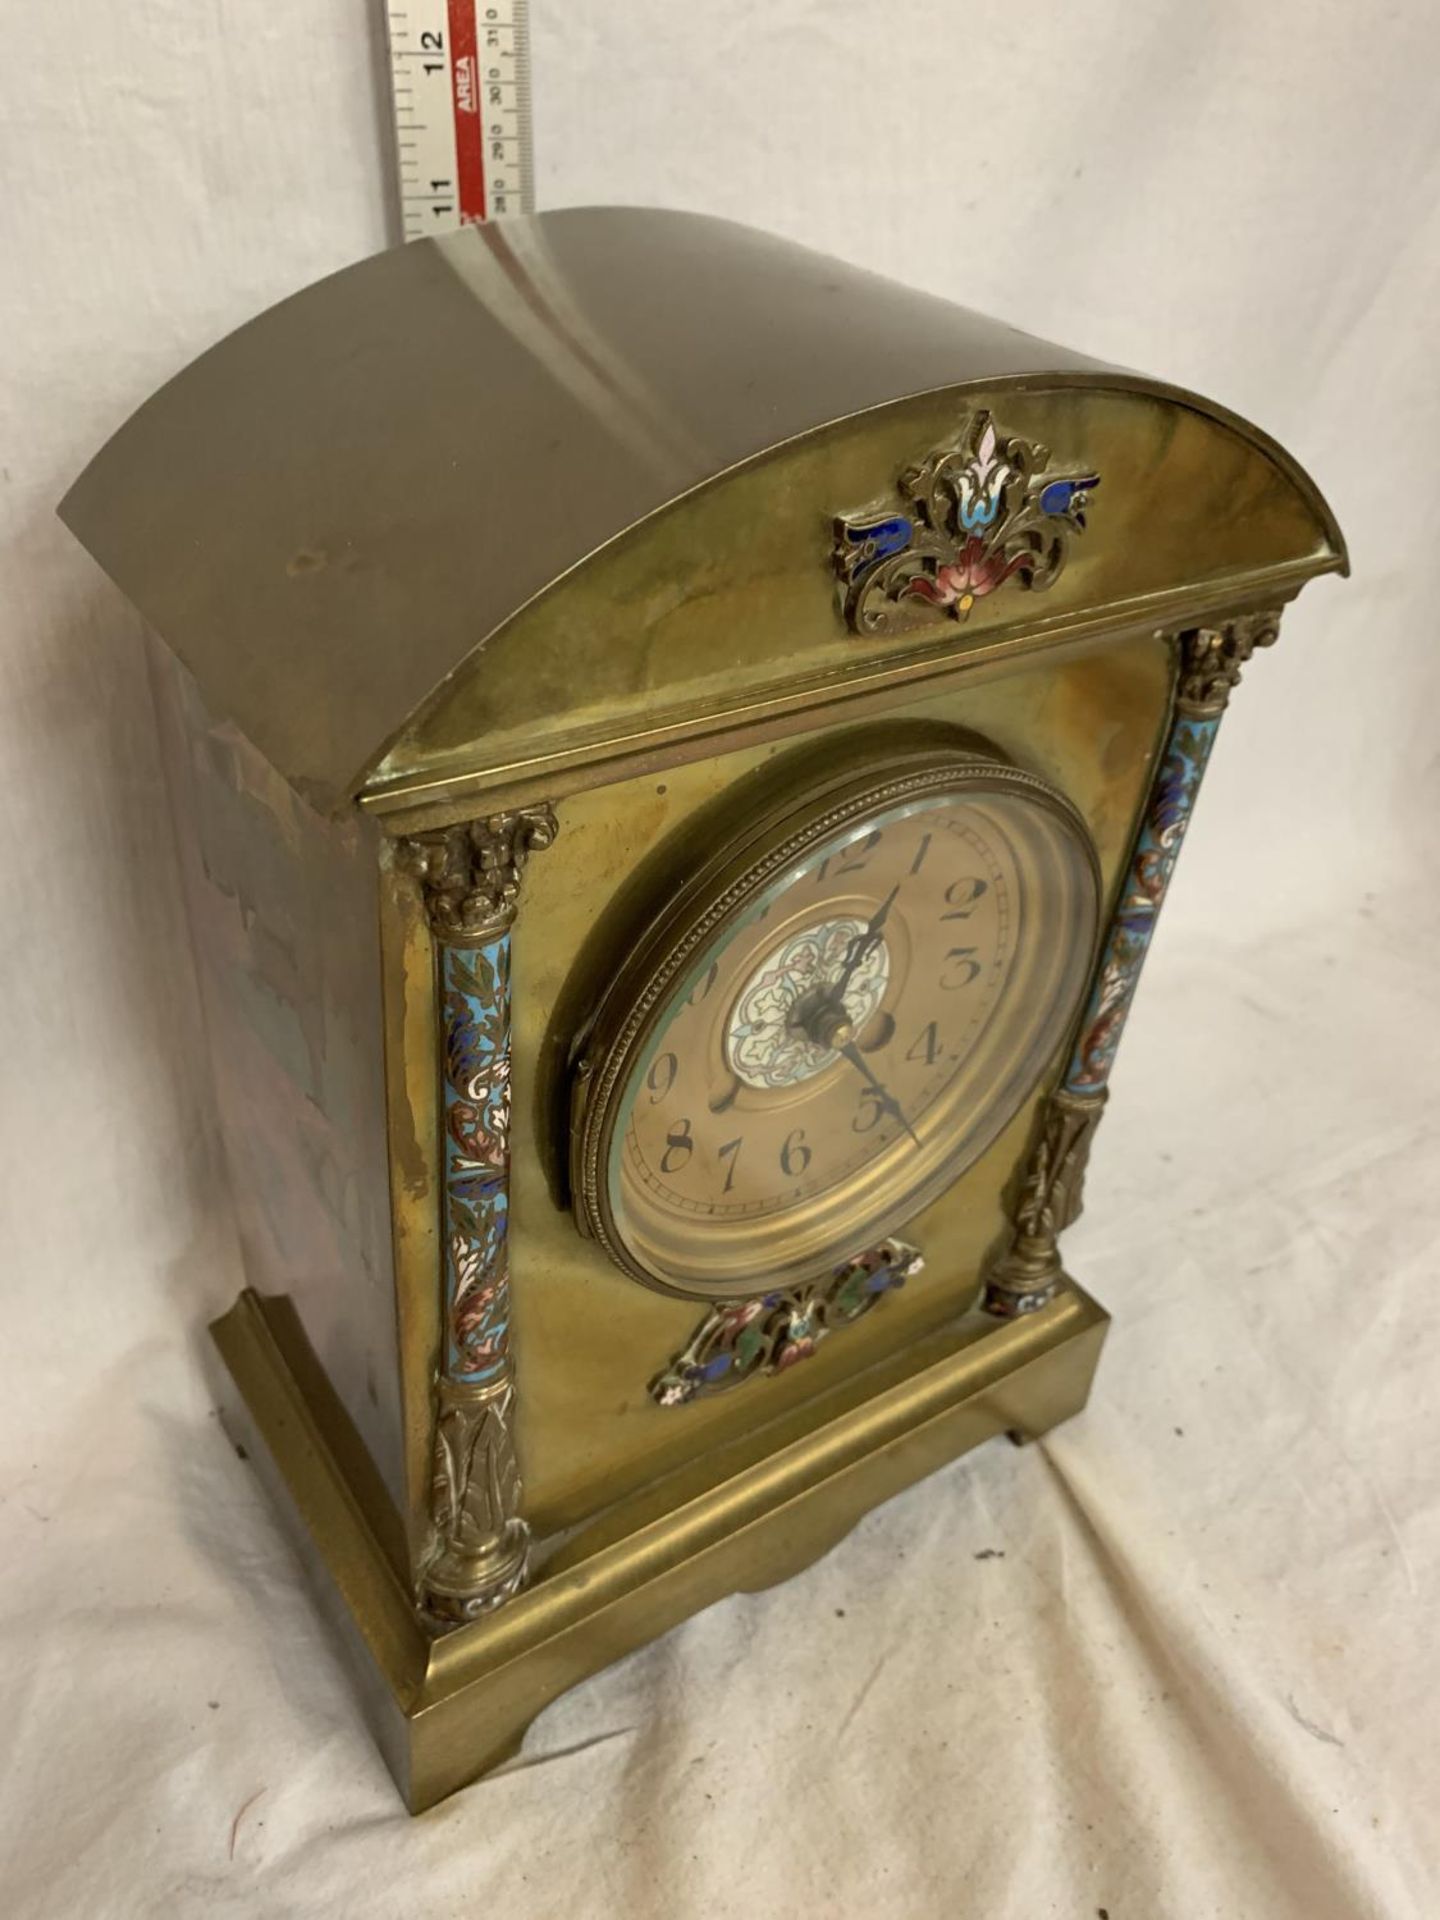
[834,883,900,1002]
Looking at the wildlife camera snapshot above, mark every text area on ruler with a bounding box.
[386,0,534,237]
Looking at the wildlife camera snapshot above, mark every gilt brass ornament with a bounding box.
[400,806,559,943]
[1176,611,1282,715]
[651,1239,925,1405]
[426,1378,527,1620]
[834,410,1100,635]
[983,1089,1108,1318]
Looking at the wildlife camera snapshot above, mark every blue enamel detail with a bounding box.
[441,935,514,1385]
[1065,713,1220,1095]
[1039,474,1099,515]
[841,514,914,561]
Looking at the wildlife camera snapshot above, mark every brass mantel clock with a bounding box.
[59,208,1347,1809]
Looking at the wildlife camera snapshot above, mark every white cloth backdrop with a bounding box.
[2,3,1437,1914]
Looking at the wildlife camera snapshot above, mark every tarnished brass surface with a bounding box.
[378,840,444,1577]
[472,637,1169,1540]
[149,646,408,1509]
[369,381,1341,821]
[59,211,1344,814]
[211,1277,1108,1812]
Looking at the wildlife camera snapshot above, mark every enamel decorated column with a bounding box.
[983,611,1281,1317]
[399,806,557,1620]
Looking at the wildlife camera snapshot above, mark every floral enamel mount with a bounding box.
[834,412,1100,635]
[650,1240,924,1407]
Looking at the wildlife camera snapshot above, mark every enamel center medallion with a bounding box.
[726,917,891,1090]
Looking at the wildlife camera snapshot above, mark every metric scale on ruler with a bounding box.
[384,0,534,236]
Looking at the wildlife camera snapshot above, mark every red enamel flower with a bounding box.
[902,537,1027,615]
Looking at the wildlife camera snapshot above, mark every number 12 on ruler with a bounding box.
[386,0,534,237]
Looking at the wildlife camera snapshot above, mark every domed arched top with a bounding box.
[59,207,1345,816]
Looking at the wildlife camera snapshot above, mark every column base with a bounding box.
[983,1231,1066,1317]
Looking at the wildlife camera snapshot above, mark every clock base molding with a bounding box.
[210,1279,1109,1814]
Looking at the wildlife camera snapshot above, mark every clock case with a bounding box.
[59,208,1346,1811]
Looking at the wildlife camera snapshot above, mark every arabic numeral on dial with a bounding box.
[718,1135,743,1193]
[837,827,883,875]
[941,946,982,989]
[660,1119,694,1174]
[905,1020,940,1065]
[646,1052,678,1102]
[779,1128,812,1177]
[941,877,988,919]
[813,828,882,884]
[853,1088,886,1133]
[909,831,932,876]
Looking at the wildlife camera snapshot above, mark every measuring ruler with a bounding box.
[384,0,534,237]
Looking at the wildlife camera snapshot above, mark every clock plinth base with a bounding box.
[210,1279,1109,1813]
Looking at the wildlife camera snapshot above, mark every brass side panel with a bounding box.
[378,845,445,1571]
[494,629,1170,1533]
[151,647,406,1508]
[374,381,1337,813]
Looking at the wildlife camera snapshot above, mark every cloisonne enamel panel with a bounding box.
[440,937,515,1387]
[1065,711,1220,1094]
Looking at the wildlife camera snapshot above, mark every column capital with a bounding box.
[1176,610,1282,717]
[399,805,558,943]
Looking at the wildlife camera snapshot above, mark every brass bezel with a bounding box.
[570,735,1102,1300]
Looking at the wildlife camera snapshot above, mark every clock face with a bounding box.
[572,742,1100,1299]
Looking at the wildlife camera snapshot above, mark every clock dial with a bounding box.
[573,744,1100,1299]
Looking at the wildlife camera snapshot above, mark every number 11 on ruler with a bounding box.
[385,0,534,238]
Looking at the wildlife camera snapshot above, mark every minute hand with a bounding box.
[837,1041,922,1150]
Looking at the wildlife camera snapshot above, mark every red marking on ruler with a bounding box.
[447,0,486,222]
